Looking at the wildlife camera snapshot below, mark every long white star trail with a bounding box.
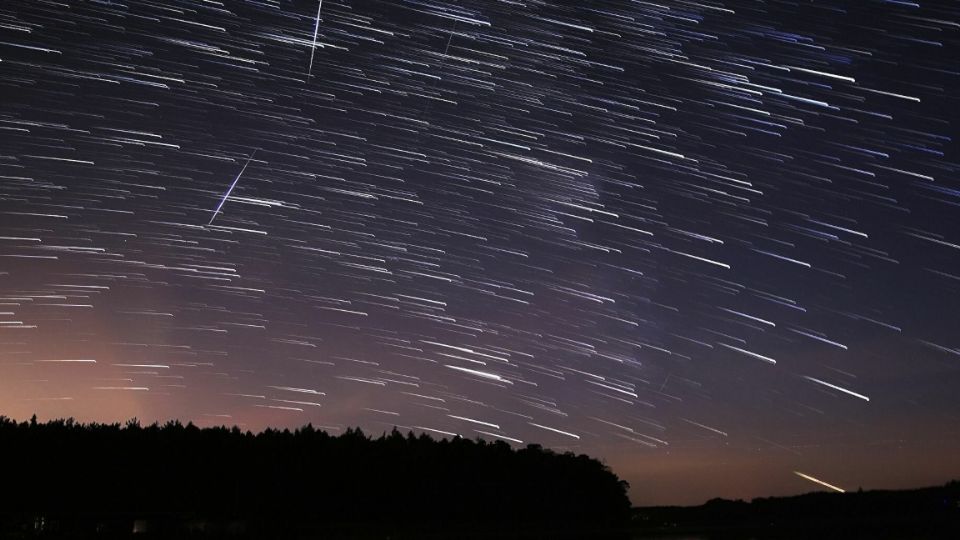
[0,0,958,506]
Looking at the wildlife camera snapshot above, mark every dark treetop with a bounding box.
[0,416,631,536]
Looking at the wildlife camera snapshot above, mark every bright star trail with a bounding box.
[0,0,958,505]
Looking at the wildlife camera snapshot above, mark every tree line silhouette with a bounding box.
[0,416,631,538]
[634,481,960,538]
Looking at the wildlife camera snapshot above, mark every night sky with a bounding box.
[1,0,959,505]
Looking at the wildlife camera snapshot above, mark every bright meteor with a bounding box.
[794,471,846,493]
[209,149,258,226]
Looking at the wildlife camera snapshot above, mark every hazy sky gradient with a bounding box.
[1,0,958,505]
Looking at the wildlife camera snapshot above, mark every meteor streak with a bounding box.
[794,471,845,493]
[307,1,323,79]
[209,149,257,225]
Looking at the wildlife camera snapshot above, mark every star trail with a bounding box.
[1,0,958,504]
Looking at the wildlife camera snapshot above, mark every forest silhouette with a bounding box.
[634,480,960,538]
[0,416,631,538]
